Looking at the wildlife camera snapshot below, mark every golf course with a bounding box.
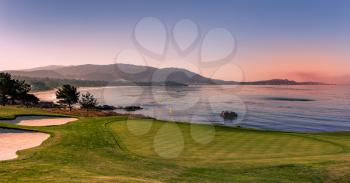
[1,106,350,182]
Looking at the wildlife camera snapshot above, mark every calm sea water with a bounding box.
[83,85,350,132]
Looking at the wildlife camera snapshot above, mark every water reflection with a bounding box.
[86,85,350,132]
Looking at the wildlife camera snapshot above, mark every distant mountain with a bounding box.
[5,64,220,85]
[3,64,326,86]
[8,70,65,79]
[23,65,66,71]
[238,79,326,85]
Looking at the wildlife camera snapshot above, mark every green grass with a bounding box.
[1,106,350,182]
[110,120,343,162]
[0,106,68,120]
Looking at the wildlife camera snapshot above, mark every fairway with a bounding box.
[1,106,350,182]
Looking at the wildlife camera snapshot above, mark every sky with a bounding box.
[0,0,349,83]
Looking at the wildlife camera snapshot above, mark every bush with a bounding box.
[79,92,98,111]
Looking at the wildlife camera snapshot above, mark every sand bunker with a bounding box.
[0,116,76,161]
[17,117,78,126]
[0,132,50,161]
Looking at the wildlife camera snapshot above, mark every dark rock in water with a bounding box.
[265,97,314,102]
[114,105,143,111]
[97,105,143,111]
[124,106,143,111]
[96,105,117,110]
[220,111,238,120]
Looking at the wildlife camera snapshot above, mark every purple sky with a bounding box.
[0,0,349,82]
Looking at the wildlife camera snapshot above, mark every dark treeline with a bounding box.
[13,76,193,91]
[1,73,100,111]
[13,76,110,91]
[13,76,328,92]
[2,73,143,112]
[0,73,39,106]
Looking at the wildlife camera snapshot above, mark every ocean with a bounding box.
[79,85,350,132]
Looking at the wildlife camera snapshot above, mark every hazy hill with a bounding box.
[5,64,224,84]
[4,64,326,87]
[8,70,65,79]
[238,79,325,85]
[23,65,66,71]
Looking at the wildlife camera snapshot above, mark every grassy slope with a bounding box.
[0,107,64,119]
[0,106,350,182]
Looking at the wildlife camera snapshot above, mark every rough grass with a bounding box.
[1,106,350,182]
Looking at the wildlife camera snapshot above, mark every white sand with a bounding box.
[0,117,77,161]
[0,133,50,161]
[18,118,78,126]
[31,89,57,102]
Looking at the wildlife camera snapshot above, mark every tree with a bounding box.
[56,84,80,111]
[79,92,98,111]
[0,73,13,105]
[13,80,31,104]
[22,94,40,107]
[0,73,36,106]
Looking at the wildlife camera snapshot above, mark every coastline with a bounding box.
[31,89,57,102]
[32,86,119,102]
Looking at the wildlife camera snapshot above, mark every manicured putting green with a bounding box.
[110,120,343,161]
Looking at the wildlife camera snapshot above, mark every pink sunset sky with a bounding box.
[0,0,349,83]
